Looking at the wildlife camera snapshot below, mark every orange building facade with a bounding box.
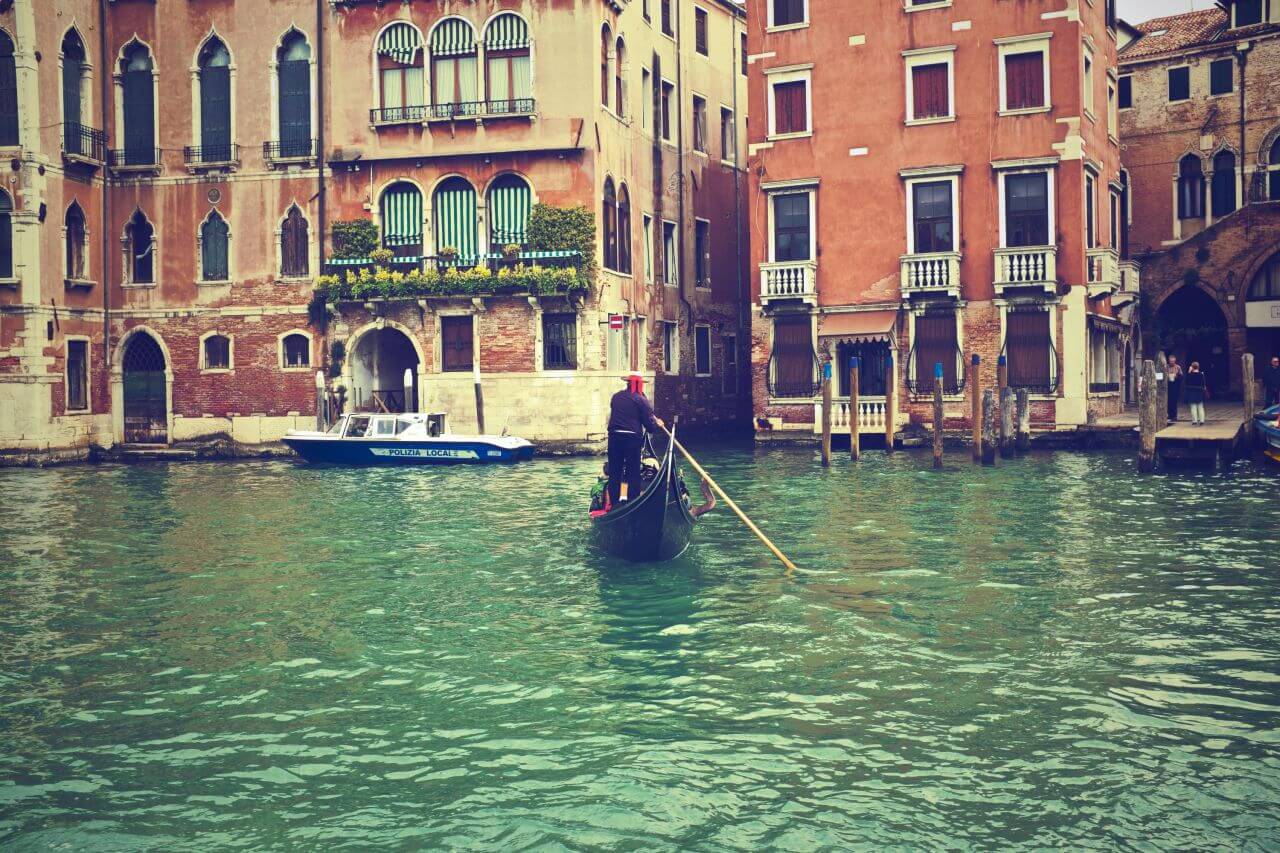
[746,0,1138,442]
[0,0,749,463]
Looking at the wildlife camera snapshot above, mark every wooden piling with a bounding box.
[884,352,895,453]
[996,354,1009,450]
[1000,389,1016,458]
[820,362,832,467]
[473,362,486,434]
[1138,359,1157,472]
[981,389,997,465]
[849,357,861,461]
[1156,352,1169,426]
[932,362,945,469]
[1015,388,1031,452]
[1242,353,1256,449]
[315,370,326,431]
[971,353,982,461]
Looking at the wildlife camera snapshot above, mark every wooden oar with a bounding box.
[659,426,798,572]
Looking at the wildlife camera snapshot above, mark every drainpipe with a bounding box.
[1236,42,1249,211]
[316,0,326,264]
[674,0,691,337]
[730,10,744,400]
[99,0,110,371]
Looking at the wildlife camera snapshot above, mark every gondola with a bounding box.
[590,427,697,562]
[1255,404,1280,465]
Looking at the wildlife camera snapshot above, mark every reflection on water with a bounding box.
[1,447,1279,849]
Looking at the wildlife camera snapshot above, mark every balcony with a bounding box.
[108,148,162,175]
[994,245,1056,294]
[371,105,427,125]
[322,249,581,278]
[183,144,239,171]
[1118,259,1140,295]
[1086,247,1120,297]
[812,397,901,435]
[428,99,536,121]
[759,260,817,306]
[61,123,106,167]
[900,251,961,298]
[264,138,317,166]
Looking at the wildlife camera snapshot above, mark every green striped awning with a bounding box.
[377,22,422,65]
[381,182,423,247]
[430,18,476,57]
[488,177,532,246]
[433,178,478,257]
[484,14,529,51]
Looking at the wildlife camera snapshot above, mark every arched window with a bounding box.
[202,333,231,371]
[120,43,155,166]
[62,30,88,154]
[1210,149,1236,218]
[1177,154,1204,220]
[125,209,154,284]
[1268,137,1280,201]
[430,19,478,118]
[197,37,232,163]
[617,183,632,274]
[380,181,424,257]
[280,205,309,277]
[432,177,478,260]
[487,174,533,248]
[600,25,611,109]
[603,177,618,272]
[1247,253,1280,302]
[0,190,12,279]
[0,31,17,147]
[375,22,425,122]
[276,31,312,158]
[484,13,531,113]
[65,202,87,281]
[615,37,626,117]
[282,332,311,368]
[200,211,230,282]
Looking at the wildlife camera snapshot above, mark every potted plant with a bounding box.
[438,245,459,262]
[501,243,521,261]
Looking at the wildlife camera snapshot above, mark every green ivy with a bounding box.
[331,219,380,260]
[314,264,589,303]
[528,204,596,278]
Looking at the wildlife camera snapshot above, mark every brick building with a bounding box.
[746,0,1138,443]
[1118,1,1280,396]
[0,0,749,463]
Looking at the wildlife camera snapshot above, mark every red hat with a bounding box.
[626,373,644,393]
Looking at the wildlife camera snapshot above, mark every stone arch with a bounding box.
[342,320,427,413]
[112,326,174,445]
[1155,284,1231,391]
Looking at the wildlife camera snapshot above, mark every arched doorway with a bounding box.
[1157,285,1229,392]
[349,326,420,413]
[122,332,168,443]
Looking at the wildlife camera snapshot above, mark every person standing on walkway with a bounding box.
[1166,355,1184,423]
[606,373,664,508]
[1184,362,1208,426]
[1263,355,1280,407]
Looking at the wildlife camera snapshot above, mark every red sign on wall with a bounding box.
[609,314,624,330]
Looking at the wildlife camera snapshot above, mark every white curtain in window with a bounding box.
[381,69,403,108]
[458,56,478,103]
[513,55,531,99]
[488,57,510,102]
[433,59,456,105]
[406,66,425,106]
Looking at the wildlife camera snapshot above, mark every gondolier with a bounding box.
[607,373,664,507]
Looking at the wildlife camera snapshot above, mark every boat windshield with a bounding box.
[326,418,344,435]
[345,416,372,438]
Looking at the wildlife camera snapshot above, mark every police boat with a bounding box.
[282,412,535,466]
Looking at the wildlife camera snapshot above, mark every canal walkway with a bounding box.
[1092,400,1250,467]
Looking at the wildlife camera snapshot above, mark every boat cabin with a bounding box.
[330,412,448,439]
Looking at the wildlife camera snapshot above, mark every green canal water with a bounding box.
[2,447,1279,849]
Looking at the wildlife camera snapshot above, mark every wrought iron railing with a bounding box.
[427,99,535,120]
[183,143,238,165]
[1000,336,1060,395]
[62,123,106,162]
[485,98,535,116]
[766,348,822,399]
[431,101,486,120]
[322,249,582,279]
[108,148,162,168]
[1089,381,1120,393]
[264,138,317,161]
[371,105,427,124]
[905,343,966,395]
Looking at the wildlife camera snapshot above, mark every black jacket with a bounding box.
[608,389,659,434]
[1263,364,1280,391]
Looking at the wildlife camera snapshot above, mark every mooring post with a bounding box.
[1000,389,1016,458]
[883,352,895,453]
[403,368,415,414]
[1156,352,1169,426]
[981,389,998,465]
[932,362,945,470]
[1139,359,1157,472]
[971,353,982,461]
[820,361,832,467]
[849,356,861,461]
[315,370,326,431]
[996,354,1009,450]
[473,361,486,435]
[1016,388,1031,452]
[1242,353,1256,450]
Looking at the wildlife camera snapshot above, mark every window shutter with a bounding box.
[915,312,958,392]
[381,182,425,252]
[278,60,311,156]
[1006,310,1051,391]
[123,69,155,162]
[772,316,813,397]
[0,52,16,147]
[912,64,949,119]
[488,177,531,246]
[282,208,308,276]
[774,81,806,134]
[202,216,229,281]
[63,60,82,131]
[431,180,476,258]
[1005,52,1043,110]
[0,210,11,279]
[201,66,231,157]
[441,316,474,372]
